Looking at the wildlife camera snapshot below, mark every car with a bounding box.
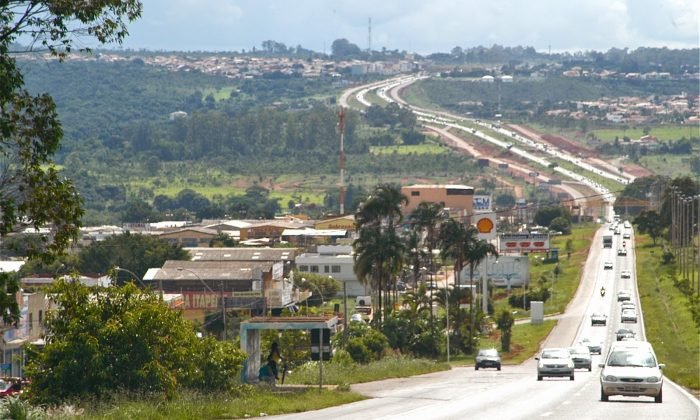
[591,313,608,326]
[615,328,636,341]
[600,341,664,403]
[623,233,631,239]
[620,270,632,279]
[0,379,22,398]
[620,302,636,313]
[617,248,627,256]
[603,261,613,270]
[536,347,575,381]
[568,346,593,371]
[617,290,631,302]
[580,338,603,355]
[349,313,365,323]
[614,229,620,235]
[621,309,638,323]
[475,348,501,371]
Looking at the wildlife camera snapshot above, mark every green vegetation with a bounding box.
[370,143,449,155]
[78,389,365,420]
[289,356,449,385]
[481,320,557,364]
[635,235,699,391]
[591,125,698,142]
[638,154,698,179]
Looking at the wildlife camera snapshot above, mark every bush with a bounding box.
[508,287,551,309]
[346,338,373,364]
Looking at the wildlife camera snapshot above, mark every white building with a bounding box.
[295,245,368,296]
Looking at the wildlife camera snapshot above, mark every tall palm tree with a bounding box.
[355,183,407,231]
[438,218,468,288]
[353,226,405,326]
[463,225,498,352]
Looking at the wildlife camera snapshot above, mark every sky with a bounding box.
[119,0,699,54]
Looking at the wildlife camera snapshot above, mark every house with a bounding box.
[401,184,475,221]
[241,219,313,242]
[314,214,355,231]
[295,245,367,296]
[281,228,348,248]
[156,227,219,247]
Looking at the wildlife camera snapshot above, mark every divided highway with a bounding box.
[274,77,700,419]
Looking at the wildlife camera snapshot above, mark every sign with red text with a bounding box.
[498,233,550,253]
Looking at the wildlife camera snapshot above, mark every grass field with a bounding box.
[638,154,697,179]
[634,235,700,392]
[591,125,699,142]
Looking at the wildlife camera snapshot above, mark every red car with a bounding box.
[0,380,23,398]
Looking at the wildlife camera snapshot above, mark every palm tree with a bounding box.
[438,218,468,288]
[355,183,407,231]
[353,226,405,326]
[463,226,498,352]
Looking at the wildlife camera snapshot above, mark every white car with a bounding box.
[621,309,638,323]
[620,302,636,313]
[536,348,575,381]
[617,290,632,302]
[600,341,664,403]
[620,270,631,279]
[349,313,365,323]
[604,261,613,270]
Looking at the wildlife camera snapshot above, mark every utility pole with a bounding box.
[221,281,227,340]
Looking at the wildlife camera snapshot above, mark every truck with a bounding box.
[603,235,613,248]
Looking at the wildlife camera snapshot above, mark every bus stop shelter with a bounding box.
[240,316,338,383]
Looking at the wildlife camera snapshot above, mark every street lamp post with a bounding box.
[444,270,450,363]
[114,266,147,289]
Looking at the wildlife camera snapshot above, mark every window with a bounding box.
[298,265,309,272]
[39,310,43,324]
[310,265,319,273]
[446,188,471,196]
[331,265,341,273]
[324,265,330,273]
[411,191,420,196]
[28,313,33,328]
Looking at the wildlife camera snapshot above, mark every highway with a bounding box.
[272,225,699,420]
[278,77,700,419]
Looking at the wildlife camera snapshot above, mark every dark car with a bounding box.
[615,328,636,341]
[590,313,607,326]
[568,346,592,371]
[475,348,501,371]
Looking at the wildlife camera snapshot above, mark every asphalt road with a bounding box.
[272,226,699,420]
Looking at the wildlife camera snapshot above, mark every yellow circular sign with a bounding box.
[476,217,494,233]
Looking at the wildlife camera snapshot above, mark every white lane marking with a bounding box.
[541,412,553,417]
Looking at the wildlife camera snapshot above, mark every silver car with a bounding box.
[536,348,575,381]
[580,338,603,355]
[568,346,592,371]
[621,309,638,323]
[600,341,664,403]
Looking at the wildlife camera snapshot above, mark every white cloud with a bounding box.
[123,0,699,52]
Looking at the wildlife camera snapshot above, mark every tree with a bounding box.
[25,281,245,404]
[77,232,189,281]
[533,206,571,227]
[331,38,362,59]
[633,210,663,245]
[0,0,142,323]
[549,216,572,235]
[496,309,514,352]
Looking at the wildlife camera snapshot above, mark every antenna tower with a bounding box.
[338,107,346,215]
[368,17,372,55]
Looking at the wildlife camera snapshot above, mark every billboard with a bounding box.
[473,195,492,211]
[459,255,530,288]
[499,233,550,253]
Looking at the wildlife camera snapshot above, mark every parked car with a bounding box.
[0,379,22,398]
[600,341,664,403]
[591,313,608,326]
[617,290,631,302]
[621,309,638,323]
[475,348,501,371]
[603,261,613,270]
[620,270,631,279]
[568,346,592,371]
[615,328,636,341]
[580,338,603,355]
[536,348,575,381]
